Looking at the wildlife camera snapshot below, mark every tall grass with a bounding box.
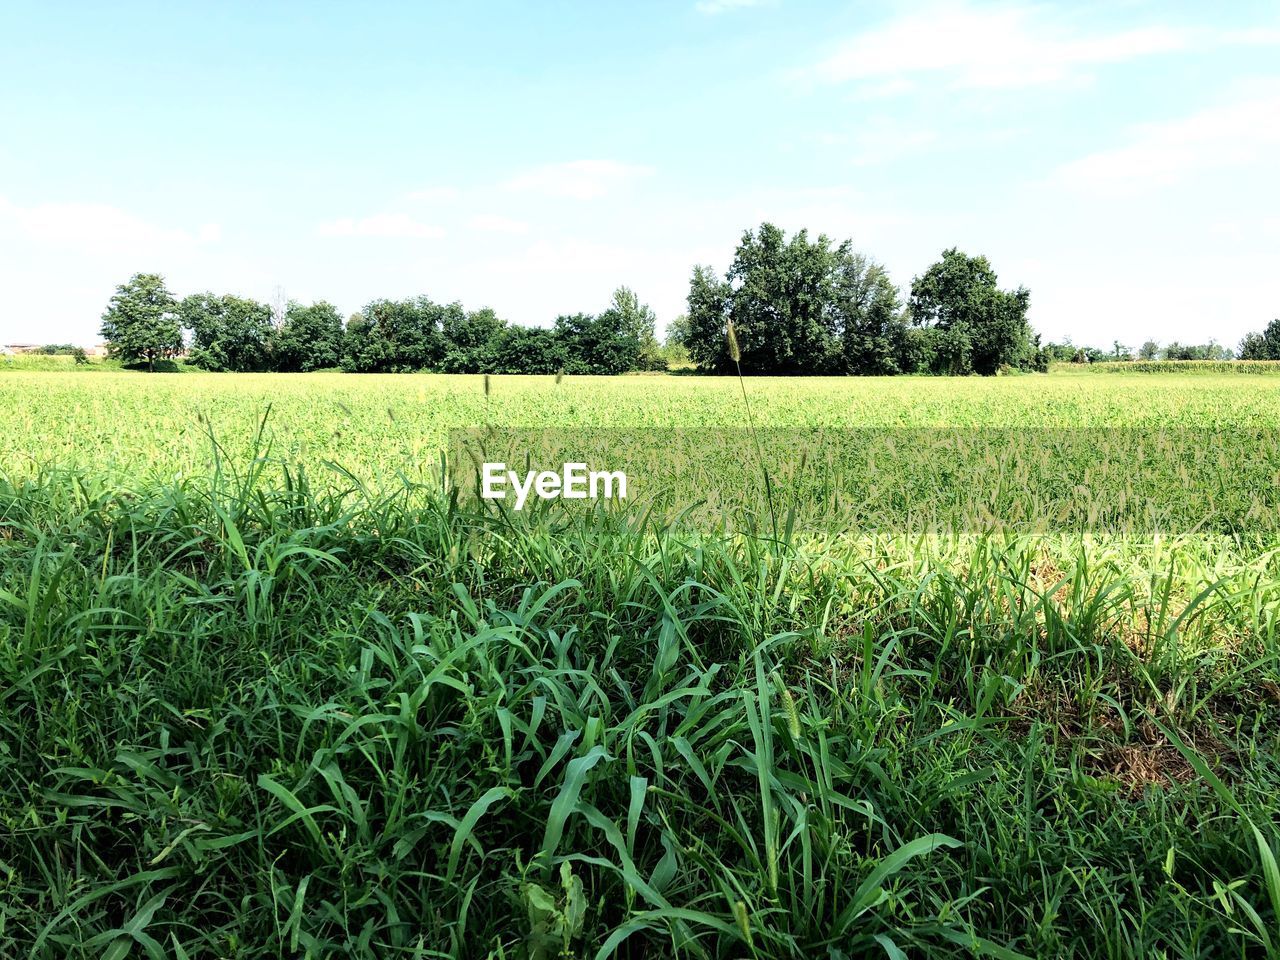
[3,371,1280,956]
[2,440,1279,956]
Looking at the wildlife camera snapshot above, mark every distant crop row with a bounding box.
[1086,359,1280,374]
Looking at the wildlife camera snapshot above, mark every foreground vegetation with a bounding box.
[2,369,1280,957]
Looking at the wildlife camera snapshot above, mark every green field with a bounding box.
[3,368,1280,958]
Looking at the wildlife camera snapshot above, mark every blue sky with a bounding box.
[2,0,1277,350]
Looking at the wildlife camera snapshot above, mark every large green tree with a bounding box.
[684,224,906,375]
[683,265,732,372]
[440,305,506,373]
[492,325,565,374]
[724,224,842,374]
[344,297,443,372]
[1239,319,1280,360]
[99,273,182,371]
[598,286,664,371]
[554,312,628,375]
[836,252,905,375]
[909,249,1032,375]
[273,301,345,372]
[180,293,273,372]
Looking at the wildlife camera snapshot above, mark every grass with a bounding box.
[0,355,204,375]
[2,368,1280,957]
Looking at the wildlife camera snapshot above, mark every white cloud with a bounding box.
[0,196,273,344]
[316,213,446,239]
[500,160,654,200]
[849,78,919,100]
[695,0,770,14]
[805,4,1277,92]
[1221,27,1280,46]
[813,120,939,164]
[468,214,530,235]
[1054,91,1280,191]
[406,186,460,202]
[0,197,219,252]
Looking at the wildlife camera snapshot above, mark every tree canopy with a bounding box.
[99,273,182,371]
[683,224,908,375]
[124,235,1280,376]
[908,249,1032,375]
[99,277,671,376]
[1239,320,1280,360]
[181,293,273,372]
[274,301,345,372]
[683,225,1039,377]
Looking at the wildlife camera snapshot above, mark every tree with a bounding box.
[935,324,974,375]
[1162,340,1232,361]
[181,293,273,372]
[684,265,732,372]
[598,287,664,371]
[659,313,693,367]
[836,253,905,375]
[1138,340,1160,360]
[1239,332,1268,360]
[440,305,506,373]
[665,313,692,348]
[100,273,181,371]
[1029,334,1050,372]
[554,312,635,375]
[683,224,905,375]
[1238,320,1280,360]
[909,249,1032,375]
[492,325,565,374]
[273,301,345,371]
[1207,341,1232,361]
[1041,340,1078,363]
[900,327,939,375]
[724,224,843,374]
[344,297,443,372]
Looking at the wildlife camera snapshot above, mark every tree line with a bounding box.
[1238,320,1280,361]
[1039,339,1238,363]
[94,220,1276,376]
[676,224,1037,376]
[100,275,669,375]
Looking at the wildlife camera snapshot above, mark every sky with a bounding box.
[1,0,1277,350]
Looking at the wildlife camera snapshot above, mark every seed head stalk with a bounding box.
[728,319,779,545]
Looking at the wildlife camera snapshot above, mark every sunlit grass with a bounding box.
[1,368,1279,957]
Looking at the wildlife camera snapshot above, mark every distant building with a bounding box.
[85,343,110,357]
[3,344,40,353]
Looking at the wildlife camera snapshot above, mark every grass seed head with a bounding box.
[733,900,753,947]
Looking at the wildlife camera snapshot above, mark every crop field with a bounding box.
[3,367,1280,958]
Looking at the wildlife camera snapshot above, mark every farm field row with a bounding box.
[7,367,1280,481]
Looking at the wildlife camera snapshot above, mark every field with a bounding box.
[3,367,1280,958]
